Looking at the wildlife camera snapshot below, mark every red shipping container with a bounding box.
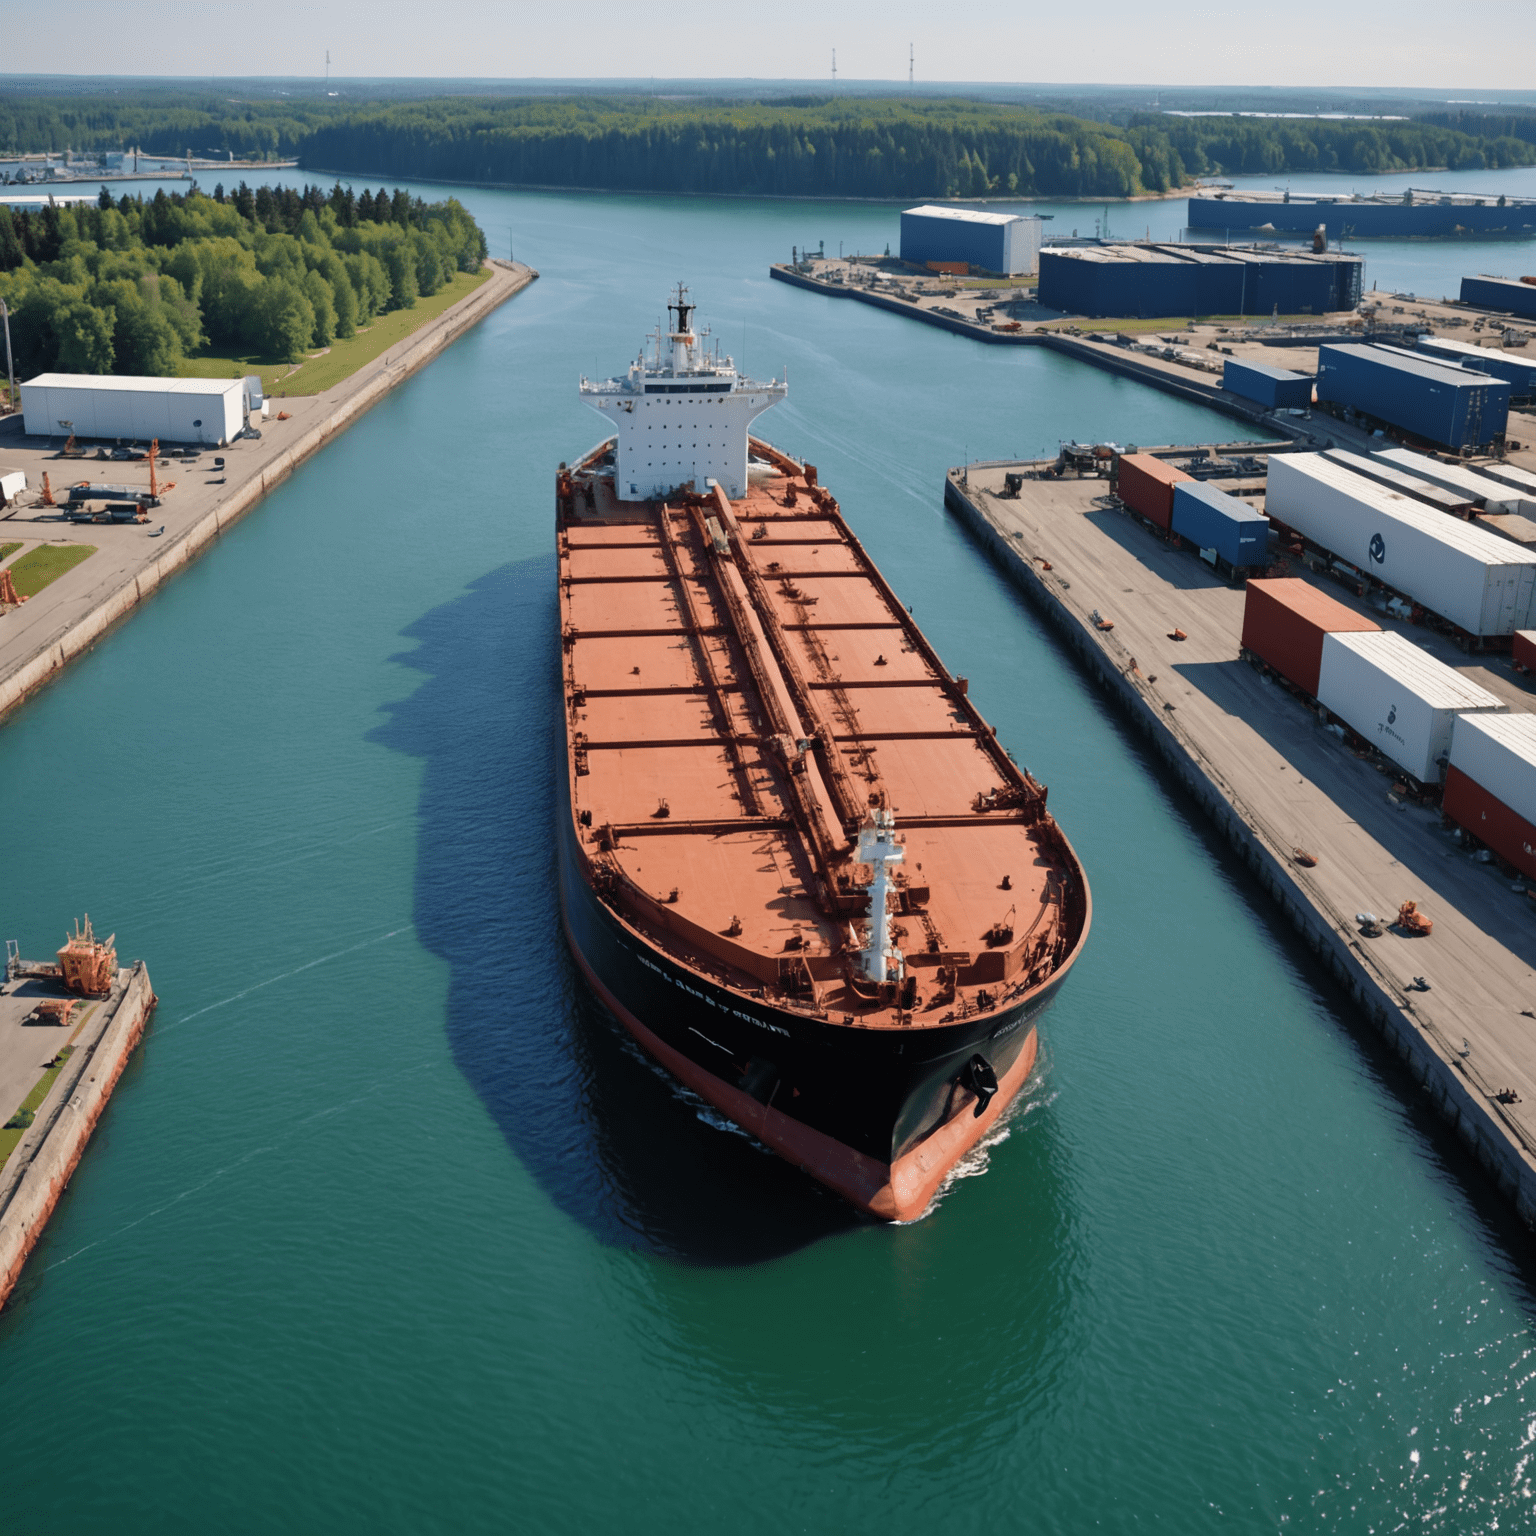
[1241,577,1380,696]
[1443,764,1536,880]
[1513,629,1536,674]
[1117,454,1192,529]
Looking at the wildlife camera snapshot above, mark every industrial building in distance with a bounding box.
[1038,243,1363,319]
[1188,188,1536,241]
[900,205,1043,276]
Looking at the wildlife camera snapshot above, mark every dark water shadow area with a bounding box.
[369,554,861,1265]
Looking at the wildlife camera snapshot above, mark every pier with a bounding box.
[0,260,537,725]
[946,453,1536,1222]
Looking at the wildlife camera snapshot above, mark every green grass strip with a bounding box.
[7,543,96,599]
[0,1047,75,1175]
[0,542,21,563]
[181,266,492,398]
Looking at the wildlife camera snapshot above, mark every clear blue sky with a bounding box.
[2,0,1532,89]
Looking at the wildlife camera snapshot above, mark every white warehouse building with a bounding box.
[20,374,249,446]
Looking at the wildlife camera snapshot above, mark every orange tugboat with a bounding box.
[556,290,1091,1219]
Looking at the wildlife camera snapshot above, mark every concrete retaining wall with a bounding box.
[944,471,1536,1223]
[0,962,156,1307]
[0,263,537,726]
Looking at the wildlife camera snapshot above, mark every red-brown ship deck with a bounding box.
[560,438,1085,1033]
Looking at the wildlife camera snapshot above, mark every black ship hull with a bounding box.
[556,777,1074,1219]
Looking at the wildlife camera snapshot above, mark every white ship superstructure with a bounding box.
[579,286,787,502]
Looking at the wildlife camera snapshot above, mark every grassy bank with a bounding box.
[8,544,96,599]
[180,267,492,398]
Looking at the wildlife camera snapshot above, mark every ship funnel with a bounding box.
[856,809,905,983]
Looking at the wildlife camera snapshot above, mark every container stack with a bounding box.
[1222,358,1313,411]
[1264,454,1536,635]
[1316,630,1506,783]
[1170,481,1268,570]
[1115,454,1191,530]
[1415,335,1536,399]
[1315,344,1511,452]
[1373,448,1533,516]
[1459,275,1536,322]
[1241,578,1380,694]
[1444,714,1536,877]
[1322,448,1477,517]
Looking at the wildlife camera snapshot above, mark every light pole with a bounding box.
[0,298,13,417]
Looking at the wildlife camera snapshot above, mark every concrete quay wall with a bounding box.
[0,261,537,726]
[0,963,156,1308]
[943,470,1536,1225]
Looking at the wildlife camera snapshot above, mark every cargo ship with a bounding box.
[1188,189,1536,241]
[556,289,1090,1219]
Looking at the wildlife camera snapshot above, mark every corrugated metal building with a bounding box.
[899,207,1043,276]
[1315,345,1510,451]
[20,374,247,446]
[1037,243,1362,319]
[1460,275,1536,320]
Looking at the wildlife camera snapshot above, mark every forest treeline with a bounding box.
[0,183,488,376]
[4,91,1534,200]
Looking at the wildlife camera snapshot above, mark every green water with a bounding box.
[2,188,1535,1533]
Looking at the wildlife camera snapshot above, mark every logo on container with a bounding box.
[1369,532,1386,564]
[1379,703,1406,747]
[1388,705,1397,725]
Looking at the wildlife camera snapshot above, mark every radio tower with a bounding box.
[909,43,914,85]
[831,49,837,90]
[325,50,331,88]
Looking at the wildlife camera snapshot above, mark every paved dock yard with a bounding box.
[0,959,155,1305]
[947,451,1536,1220]
[0,260,536,722]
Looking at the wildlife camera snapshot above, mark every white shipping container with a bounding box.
[1318,630,1507,782]
[1373,447,1531,515]
[1448,713,1536,827]
[1265,453,1536,635]
[1472,459,1536,501]
[19,374,244,446]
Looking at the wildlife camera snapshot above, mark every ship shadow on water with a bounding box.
[370,553,860,1265]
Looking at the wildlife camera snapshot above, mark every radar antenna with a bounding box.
[668,284,694,335]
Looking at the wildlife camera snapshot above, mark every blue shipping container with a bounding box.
[1415,335,1536,396]
[1316,344,1511,450]
[1460,275,1536,321]
[1223,357,1313,410]
[1171,482,1269,567]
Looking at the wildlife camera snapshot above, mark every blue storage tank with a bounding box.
[1460,275,1536,321]
[1316,344,1511,451]
[1171,482,1269,568]
[1223,357,1313,410]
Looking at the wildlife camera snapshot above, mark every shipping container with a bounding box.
[1264,454,1536,635]
[1223,358,1313,410]
[1317,629,1506,783]
[1116,453,1191,528]
[1474,513,1536,547]
[1241,577,1379,695]
[1445,712,1536,877]
[1469,459,1536,502]
[1443,765,1536,880]
[1316,344,1511,451]
[1513,630,1536,673]
[1372,447,1531,515]
[1460,275,1536,321]
[1170,481,1268,567]
[1415,334,1536,396]
[900,206,1042,276]
[1322,448,1476,516]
